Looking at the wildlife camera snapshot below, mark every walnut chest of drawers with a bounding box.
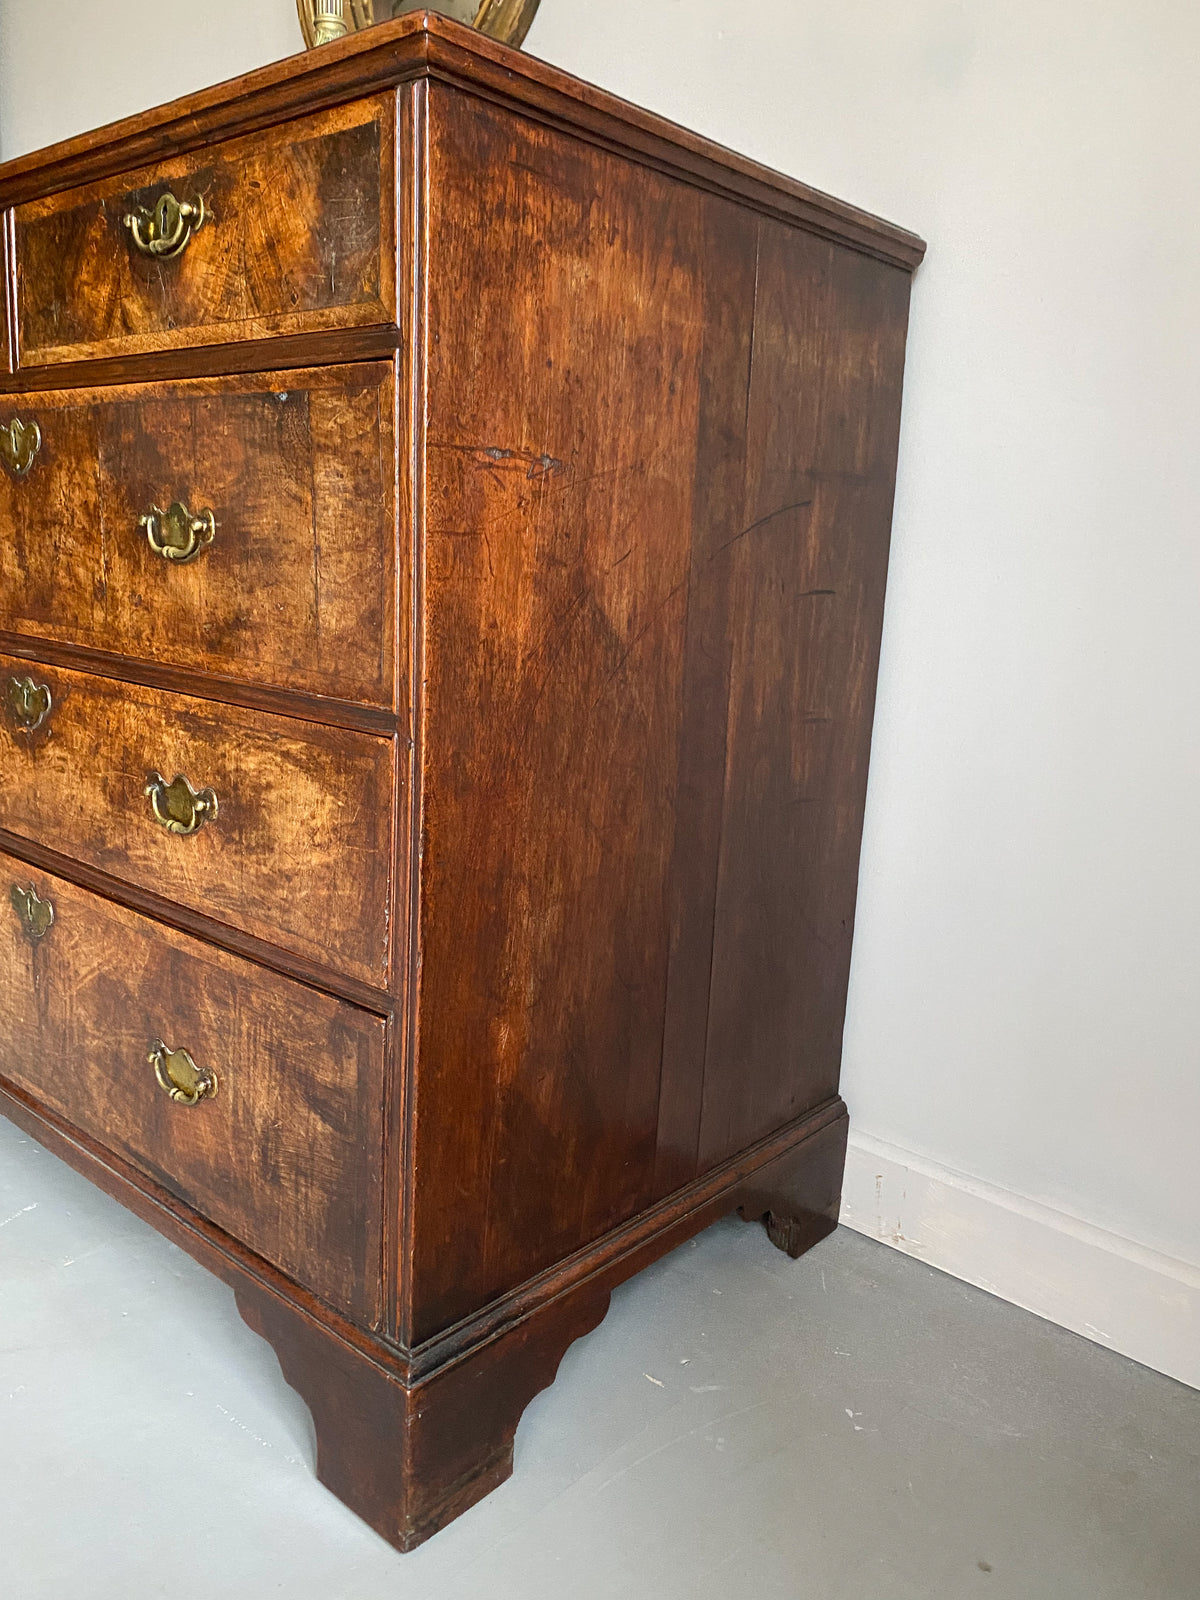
[0,12,923,1550]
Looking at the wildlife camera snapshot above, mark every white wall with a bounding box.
[528,0,1200,1257]
[0,0,299,157]
[2,1,1197,1375]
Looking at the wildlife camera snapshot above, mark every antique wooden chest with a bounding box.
[0,11,923,1549]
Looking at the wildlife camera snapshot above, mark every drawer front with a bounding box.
[13,97,395,367]
[0,364,396,705]
[0,656,393,985]
[0,854,384,1323]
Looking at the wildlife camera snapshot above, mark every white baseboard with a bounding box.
[839,1131,1200,1391]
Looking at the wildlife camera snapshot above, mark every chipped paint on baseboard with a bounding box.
[840,1131,1200,1391]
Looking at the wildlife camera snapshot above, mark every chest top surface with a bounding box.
[0,10,924,265]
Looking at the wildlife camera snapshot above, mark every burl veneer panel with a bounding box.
[0,852,385,1322]
[13,96,396,367]
[0,364,397,704]
[0,654,394,984]
[405,88,913,1341]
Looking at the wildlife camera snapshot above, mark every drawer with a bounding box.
[0,655,393,985]
[12,96,395,367]
[0,364,396,706]
[0,853,384,1323]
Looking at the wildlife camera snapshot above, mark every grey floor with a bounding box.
[1,1115,1197,1599]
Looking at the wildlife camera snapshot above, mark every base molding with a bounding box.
[242,1103,846,1548]
[0,1077,848,1548]
[840,1131,1200,1391]
[409,1095,847,1375]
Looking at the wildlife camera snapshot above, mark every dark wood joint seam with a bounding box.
[0,633,401,737]
[0,828,395,1016]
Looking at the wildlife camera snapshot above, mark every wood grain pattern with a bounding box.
[696,227,911,1168]
[234,1263,615,1552]
[386,75,427,1343]
[408,89,705,1339]
[0,364,397,704]
[0,654,395,984]
[404,89,914,1344]
[0,324,401,397]
[403,1096,848,1382]
[0,633,397,739]
[0,851,386,1322]
[2,210,14,374]
[651,195,757,1198]
[0,26,924,1550]
[0,826,394,1015]
[14,97,395,367]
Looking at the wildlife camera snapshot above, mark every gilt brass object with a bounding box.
[303,0,360,42]
[5,675,53,734]
[148,1039,218,1106]
[145,771,219,837]
[123,191,207,259]
[10,884,54,942]
[0,417,42,477]
[297,0,541,51]
[139,500,217,563]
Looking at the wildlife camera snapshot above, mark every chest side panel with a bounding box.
[409,88,712,1338]
[695,227,913,1168]
[407,90,914,1342]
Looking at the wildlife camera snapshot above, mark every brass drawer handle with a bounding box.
[149,1039,217,1106]
[139,500,216,564]
[0,417,41,477]
[5,675,53,734]
[10,884,54,941]
[145,771,219,837]
[123,191,207,259]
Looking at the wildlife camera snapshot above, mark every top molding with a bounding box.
[0,10,926,272]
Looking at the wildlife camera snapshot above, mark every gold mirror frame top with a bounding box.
[296,0,540,52]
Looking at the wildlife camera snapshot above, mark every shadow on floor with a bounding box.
[1,1113,1197,1599]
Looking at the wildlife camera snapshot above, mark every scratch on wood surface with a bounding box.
[430,441,567,482]
[589,576,687,708]
[708,498,814,562]
[521,581,593,670]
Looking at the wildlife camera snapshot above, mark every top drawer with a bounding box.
[11,96,396,369]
